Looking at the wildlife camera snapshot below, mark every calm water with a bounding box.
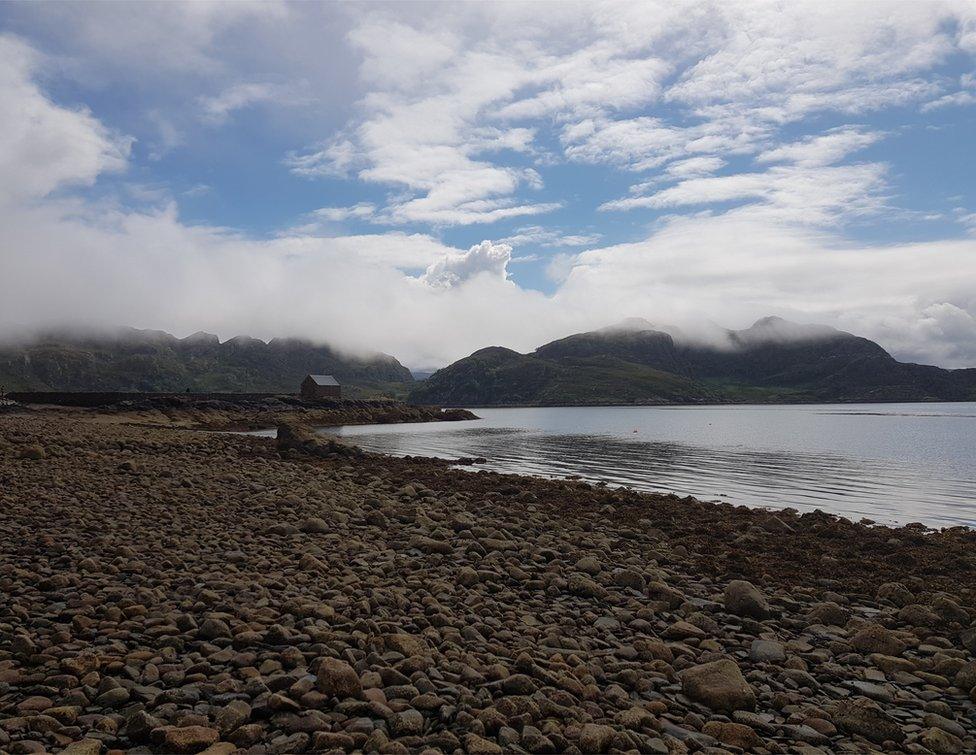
[311,403,976,528]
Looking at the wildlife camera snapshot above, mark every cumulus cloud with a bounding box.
[0,35,131,201]
[422,240,512,289]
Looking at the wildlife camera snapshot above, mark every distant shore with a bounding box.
[1,409,975,752]
[6,392,477,431]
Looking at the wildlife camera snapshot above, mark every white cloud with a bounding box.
[4,4,976,371]
[922,71,976,110]
[665,155,725,179]
[199,81,309,125]
[757,126,883,167]
[555,213,976,367]
[0,35,131,202]
[422,240,512,289]
[602,163,890,226]
[310,202,377,223]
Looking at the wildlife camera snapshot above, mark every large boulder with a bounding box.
[724,580,769,619]
[276,422,362,458]
[679,659,756,713]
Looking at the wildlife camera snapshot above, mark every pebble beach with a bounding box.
[2,410,976,754]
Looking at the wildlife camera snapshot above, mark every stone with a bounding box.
[465,733,503,754]
[521,725,555,753]
[390,709,424,736]
[702,721,761,750]
[316,657,362,698]
[806,601,850,626]
[579,724,615,753]
[829,697,905,744]
[568,573,607,599]
[197,617,231,640]
[724,580,769,619]
[953,660,976,692]
[876,582,914,606]
[153,725,220,754]
[613,568,646,590]
[385,633,429,657]
[215,700,250,735]
[575,556,602,574]
[299,516,329,533]
[750,639,786,663]
[679,659,756,713]
[919,727,964,754]
[850,623,906,656]
[60,740,102,755]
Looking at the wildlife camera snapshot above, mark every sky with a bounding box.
[1,0,975,369]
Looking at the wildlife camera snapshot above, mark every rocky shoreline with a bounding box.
[5,396,477,432]
[2,412,976,754]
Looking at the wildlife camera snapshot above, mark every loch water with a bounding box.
[307,403,976,528]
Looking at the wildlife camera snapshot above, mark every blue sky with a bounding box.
[1,1,975,367]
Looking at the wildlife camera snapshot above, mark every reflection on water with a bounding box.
[313,403,976,528]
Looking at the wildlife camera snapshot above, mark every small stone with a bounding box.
[457,566,479,586]
[60,740,102,755]
[850,623,906,656]
[18,444,45,460]
[679,659,756,713]
[806,601,850,626]
[579,724,615,753]
[197,617,231,641]
[465,733,503,754]
[390,709,424,736]
[316,657,362,699]
[876,581,914,606]
[724,580,769,619]
[954,660,976,692]
[215,700,250,736]
[300,517,329,533]
[153,725,220,754]
[829,697,905,744]
[919,726,964,754]
[575,556,602,574]
[703,721,761,750]
[750,639,785,663]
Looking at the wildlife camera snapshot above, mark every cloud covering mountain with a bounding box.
[1,1,975,368]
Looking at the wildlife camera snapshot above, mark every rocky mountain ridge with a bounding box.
[0,328,413,396]
[410,317,976,406]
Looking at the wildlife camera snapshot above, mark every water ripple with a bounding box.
[324,403,976,528]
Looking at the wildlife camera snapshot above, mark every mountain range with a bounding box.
[408,317,976,406]
[0,328,413,397]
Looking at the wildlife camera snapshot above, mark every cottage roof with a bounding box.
[306,374,339,386]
